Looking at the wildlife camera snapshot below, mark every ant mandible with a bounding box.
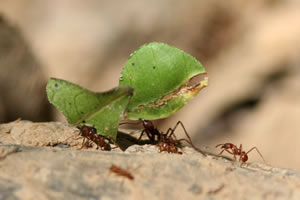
[216,143,266,164]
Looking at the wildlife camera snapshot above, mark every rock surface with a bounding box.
[0,121,300,200]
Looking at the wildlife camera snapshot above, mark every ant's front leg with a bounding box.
[173,121,206,156]
[218,149,236,157]
[165,121,185,140]
[245,146,267,165]
[79,138,87,150]
[164,128,177,140]
[137,130,146,141]
[145,131,156,143]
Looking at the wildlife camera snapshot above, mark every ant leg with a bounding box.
[160,121,206,156]
[138,130,156,143]
[218,149,225,155]
[81,138,93,149]
[214,147,236,161]
[175,121,206,156]
[240,161,249,168]
[73,136,83,140]
[219,149,235,156]
[176,121,192,142]
[163,122,184,141]
[64,132,82,143]
[246,146,267,164]
[163,121,185,140]
[216,143,225,148]
[233,154,237,161]
[137,130,146,141]
[175,138,204,155]
[83,139,93,149]
[79,138,87,150]
[166,121,186,139]
[164,127,176,139]
[87,140,93,148]
[145,131,155,142]
[64,134,84,148]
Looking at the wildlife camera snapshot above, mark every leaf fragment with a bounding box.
[46,78,133,140]
[119,42,207,120]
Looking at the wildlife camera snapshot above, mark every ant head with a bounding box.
[240,152,248,163]
[79,125,89,136]
[140,119,154,129]
[90,127,97,134]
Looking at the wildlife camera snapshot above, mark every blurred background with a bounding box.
[0,0,299,170]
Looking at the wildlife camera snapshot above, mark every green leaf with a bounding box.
[119,42,208,120]
[46,78,133,141]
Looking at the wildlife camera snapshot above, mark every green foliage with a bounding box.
[46,78,133,141]
[119,42,207,120]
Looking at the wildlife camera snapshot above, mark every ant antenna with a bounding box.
[246,146,267,165]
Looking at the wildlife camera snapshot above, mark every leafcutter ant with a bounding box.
[156,130,181,154]
[216,143,266,164]
[140,120,206,156]
[109,164,134,180]
[74,125,112,151]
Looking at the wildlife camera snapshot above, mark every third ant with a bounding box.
[215,143,267,165]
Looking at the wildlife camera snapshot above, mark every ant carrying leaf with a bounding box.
[121,119,206,156]
[77,125,112,151]
[66,125,112,151]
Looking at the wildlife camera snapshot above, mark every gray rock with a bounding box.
[0,121,300,200]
